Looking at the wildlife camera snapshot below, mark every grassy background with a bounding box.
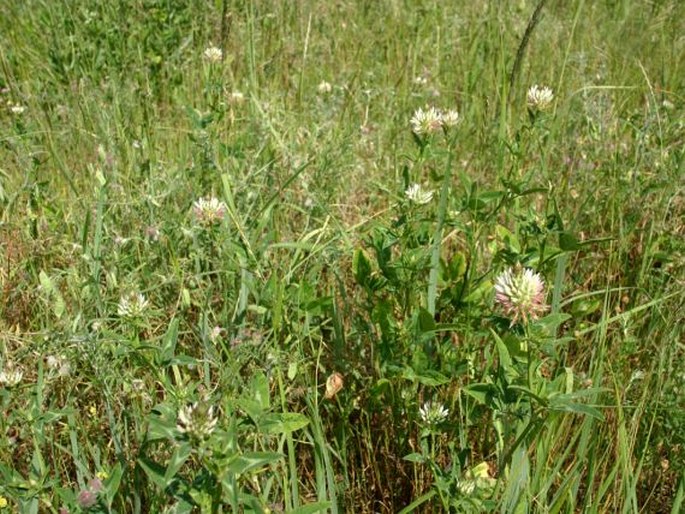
[0,0,683,512]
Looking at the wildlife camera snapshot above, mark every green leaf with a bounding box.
[548,397,604,420]
[496,225,521,254]
[147,403,179,441]
[251,372,271,411]
[137,456,167,490]
[464,383,497,404]
[225,451,282,476]
[104,463,124,507]
[164,442,192,484]
[559,231,580,251]
[261,412,309,434]
[353,248,372,287]
[159,318,179,365]
[417,307,436,333]
[402,367,450,387]
[403,452,426,464]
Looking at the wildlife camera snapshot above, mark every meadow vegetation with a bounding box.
[0,0,683,512]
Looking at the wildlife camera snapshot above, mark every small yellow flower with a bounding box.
[96,470,109,481]
[89,404,97,417]
[0,495,8,508]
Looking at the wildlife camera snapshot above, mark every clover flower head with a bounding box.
[405,183,434,205]
[317,81,333,94]
[77,490,97,508]
[419,401,449,426]
[0,365,23,387]
[117,292,149,319]
[203,46,223,63]
[177,402,218,440]
[527,84,554,111]
[494,265,547,324]
[229,91,245,104]
[410,106,443,135]
[441,109,460,128]
[192,197,228,226]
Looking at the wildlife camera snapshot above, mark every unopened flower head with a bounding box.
[117,292,149,319]
[419,401,449,426]
[324,372,344,400]
[203,46,223,63]
[192,197,227,226]
[77,490,97,508]
[0,365,23,387]
[410,106,443,135]
[209,326,224,343]
[441,109,460,128]
[228,91,245,104]
[177,402,218,440]
[317,81,333,94]
[527,84,554,111]
[494,265,547,324]
[405,183,434,205]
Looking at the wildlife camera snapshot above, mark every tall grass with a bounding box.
[0,0,683,512]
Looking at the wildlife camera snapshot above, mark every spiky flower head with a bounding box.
[117,292,149,319]
[405,183,434,205]
[440,109,460,128]
[317,81,332,94]
[494,265,547,324]
[527,84,554,111]
[419,401,449,426]
[10,104,26,115]
[0,365,23,387]
[410,106,443,135]
[203,46,223,63]
[192,197,228,226]
[177,402,218,441]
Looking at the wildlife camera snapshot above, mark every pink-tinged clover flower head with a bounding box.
[410,106,443,135]
[192,197,228,226]
[494,265,547,324]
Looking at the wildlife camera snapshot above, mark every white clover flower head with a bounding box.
[0,365,23,387]
[177,402,218,440]
[410,106,443,135]
[441,109,460,128]
[192,197,228,226]
[419,401,449,426]
[317,81,332,94]
[203,46,223,63]
[405,183,434,205]
[10,105,26,115]
[494,265,547,324]
[229,90,245,104]
[117,292,149,319]
[527,84,554,111]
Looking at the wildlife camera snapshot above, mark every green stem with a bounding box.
[427,144,455,315]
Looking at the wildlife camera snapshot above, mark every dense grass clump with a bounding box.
[0,1,683,512]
